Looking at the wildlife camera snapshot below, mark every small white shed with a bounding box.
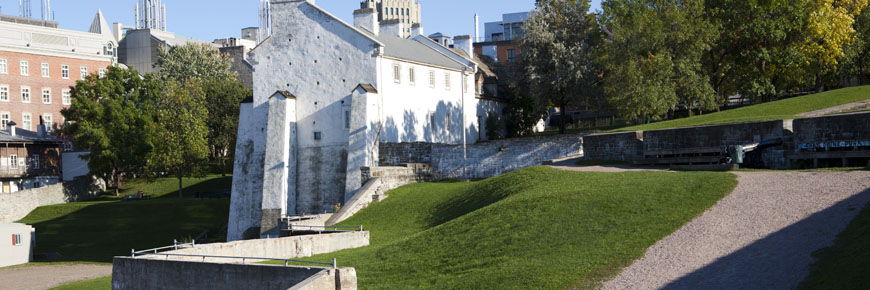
[0,223,34,267]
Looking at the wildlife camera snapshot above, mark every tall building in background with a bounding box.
[359,0,421,38]
[258,0,271,44]
[474,12,530,66]
[135,0,166,31]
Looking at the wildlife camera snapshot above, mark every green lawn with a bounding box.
[616,85,870,132]
[798,202,870,290]
[51,277,111,290]
[268,166,737,289]
[17,175,232,263]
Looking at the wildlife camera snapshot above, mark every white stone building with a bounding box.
[0,223,34,267]
[228,0,504,241]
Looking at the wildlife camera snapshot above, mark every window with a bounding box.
[0,112,9,130]
[99,68,106,78]
[429,70,436,88]
[32,154,40,170]
[9,155,18,169]
[0,58,6,74]
[62,90,71,105]
[393,63,401,83]
[463,74,468,93]
[314,131,322,140]
[43,114,52,132]
[61,65,69,79]
[344,111,351,129]
[64,142,73,151]
[20,60,29,76]
[507,49,517,64]
[12,234,22,246]
[409,67,416,85]
[42,88,51,104]
[21,87,30,103]
[0,85,8,102]
[22,113,31,131]
[80,66,88,80]
[444,72,451,91]
[41,63,50,78]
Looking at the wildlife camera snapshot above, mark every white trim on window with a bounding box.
[43,113,52,133]
[42,88,51,104]
[22,113,32,131]
[21,86,31,103]
[393,63,401,84]
[12,233,22,246]
[0,85,8,102]
[41,63,50,78]
[80,66,88,80]
[62,89,71,105]
[20,60,29,76]
[9,154,19,169]
[0,58,7,74]
[429,70,436,88]
[409,67,416,85]
[444,72,451,91]
[0,112,9,130]
[61,65,69,79]
[99,68,106,78]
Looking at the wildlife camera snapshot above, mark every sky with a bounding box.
[0,0,602,42]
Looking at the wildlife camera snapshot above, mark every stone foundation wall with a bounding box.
[0,176,104,223]
[581,132,644,161]
[643,120,788,152]
[793,112,870,146]
[156,231,369,262]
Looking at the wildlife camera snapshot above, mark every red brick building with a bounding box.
[0,12,118,150]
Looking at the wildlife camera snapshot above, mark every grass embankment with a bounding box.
[616,85,870,132]
[798,202,870,290]
[17,175,232,263]
[269,166,737,289]
[51,277,111,290]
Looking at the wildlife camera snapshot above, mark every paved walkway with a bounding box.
[603,171,870,290]
[797,99,870,117]
[0,264,111,290]
[547,158,668,173]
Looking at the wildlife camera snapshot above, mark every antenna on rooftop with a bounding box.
[135,0,167,31]
[19,0,32,18]
[41,0,50,20]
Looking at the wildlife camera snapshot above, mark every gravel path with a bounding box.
[603,171,870,290]
[797,99,870,117]
[0,264,111,290]
[547,158,668,173]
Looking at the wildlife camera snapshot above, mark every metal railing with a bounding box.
[286,224,364,233]
[130,239,337,268]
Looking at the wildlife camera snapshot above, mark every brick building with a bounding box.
[473,12,530,66]
[0,10,118,149]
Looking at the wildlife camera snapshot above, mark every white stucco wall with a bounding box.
[0,223,34,268]
[227,102,264,241]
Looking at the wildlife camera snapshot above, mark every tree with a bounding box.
[149,81,210,198]
[519,0,602,134]
[157,43,250,174]
[842,4,870,83]
[60,66,161,195]
[202,79,249,175]
[600,0,718,121]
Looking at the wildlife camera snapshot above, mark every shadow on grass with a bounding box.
[21,198,230,263]
[661,188,870,290]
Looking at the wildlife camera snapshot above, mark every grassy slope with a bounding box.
[271,166,737,289]
[51,277,111,290]
[798,202,870,290]
[17,175,232,263]
[616,85,870,132]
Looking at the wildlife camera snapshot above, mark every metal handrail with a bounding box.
[132,252,338,268]
[286,224,364,232]
[131,239,195,256]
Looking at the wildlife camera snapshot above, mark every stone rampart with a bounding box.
[155,231,369,262]
[111,257,356,290]
[581,131,644,161]
[0,176,104,223]
[793,112,870,147]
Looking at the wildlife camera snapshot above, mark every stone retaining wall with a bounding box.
[793,112,870,146]
[0,176,104,223]
[155,231,369,262]
[581,132,644,161]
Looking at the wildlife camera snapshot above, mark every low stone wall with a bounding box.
[793,112,870,147]
[380,134,583,179]
[581,131,644,161]
[112,257,356,290]
[156,231,369,262]
[326,178,384,226]
[0,176,104,223]
[643,120,788,152]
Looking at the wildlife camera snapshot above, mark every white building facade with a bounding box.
[0,223,34,267]
[228,0,502,241]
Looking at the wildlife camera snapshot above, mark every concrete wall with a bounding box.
[228,102,264,241]
[158,231,369,262]
[62,151,89,181]
[0,176,103,223]
[112,257,357,290]
[0,223,34,268]
[793,112,870,147]
[581,132,643,161]
[379,133,583,179]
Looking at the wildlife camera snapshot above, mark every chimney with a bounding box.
[474,14,479,42]
[37,116,46,137]
[411,23,423,38]
[381,19,404,38]
[353,8,379,35]
[112,22,123,41]
[454,35,473,58]
[7,122,16,137]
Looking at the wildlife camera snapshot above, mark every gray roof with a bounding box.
[360,31,466,70]
[354,83,379,94]
[0,128,63,143]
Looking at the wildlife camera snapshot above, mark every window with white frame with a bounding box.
[444,72,451,91]
[32,154,40,169]
[0,58,7,74]
[0,85,8,102]
[61,65,69,79]
[10,155,18,169]
[12,234,21,246]
[463,74,468,93]
[41,63,50,78]
[64,142,73,151]
[429,70,436,88]
[409,67,416,85]
[42,88,51,104]
[99,68,106,78]
[80,66,88,80]
[62,90,71,105]
[43,114,52,132]
[20,60,29,76]
[21,87,30,103]
[0,112,9,130]
[22,113,31,131]
[393,63,401,83]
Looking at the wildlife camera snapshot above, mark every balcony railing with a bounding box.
[0,164,33,178]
